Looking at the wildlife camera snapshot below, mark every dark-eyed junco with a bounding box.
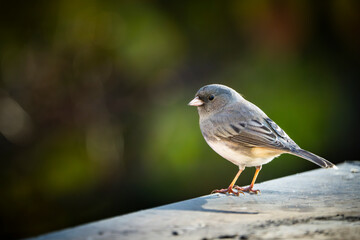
[189,84,336,195]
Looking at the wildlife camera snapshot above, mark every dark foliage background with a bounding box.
[0,1,359,239]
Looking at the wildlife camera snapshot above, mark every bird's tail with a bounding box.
[290,148,337,169]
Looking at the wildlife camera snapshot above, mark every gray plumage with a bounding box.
[189,84,336,170]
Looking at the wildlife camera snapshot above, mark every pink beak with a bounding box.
[188,96,204,106]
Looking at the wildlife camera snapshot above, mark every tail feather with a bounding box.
[290,148,337,169]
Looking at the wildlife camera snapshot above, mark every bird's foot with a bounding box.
[211,187,244,196]
[234,185,260,194]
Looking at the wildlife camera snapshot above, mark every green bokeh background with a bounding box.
[0,1,359,239]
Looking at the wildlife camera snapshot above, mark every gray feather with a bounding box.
[290,149,336,169]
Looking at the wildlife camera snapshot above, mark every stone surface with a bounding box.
[30,162,360,240]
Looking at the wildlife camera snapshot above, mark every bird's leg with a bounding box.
[211,167,245,196]
[234,166,261,194]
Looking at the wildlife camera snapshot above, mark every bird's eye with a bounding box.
[208,95,215,101]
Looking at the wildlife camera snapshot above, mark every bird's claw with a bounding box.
[211,187,245,196]
[234,185,260,194]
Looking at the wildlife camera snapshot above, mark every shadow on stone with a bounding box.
[157,195,259,215]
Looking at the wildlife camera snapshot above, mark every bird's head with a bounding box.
[188,84,240,116]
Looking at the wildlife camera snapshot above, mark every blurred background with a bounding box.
[0,0,359,238]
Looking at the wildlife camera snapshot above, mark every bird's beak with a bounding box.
[188,96,204,106]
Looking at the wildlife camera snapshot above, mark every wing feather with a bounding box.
[209,115,298,151]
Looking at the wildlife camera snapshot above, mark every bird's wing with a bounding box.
[208,112,298,151]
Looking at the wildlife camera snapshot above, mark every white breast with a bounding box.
[206,139,278,168]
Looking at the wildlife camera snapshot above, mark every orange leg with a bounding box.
[234,166,262,194]
[211,167,245,196]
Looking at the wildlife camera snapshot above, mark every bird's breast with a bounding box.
[205,138,282,167]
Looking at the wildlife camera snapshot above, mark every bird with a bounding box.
[188,84,336,195]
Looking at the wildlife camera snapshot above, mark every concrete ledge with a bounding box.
[30,162,360,240]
